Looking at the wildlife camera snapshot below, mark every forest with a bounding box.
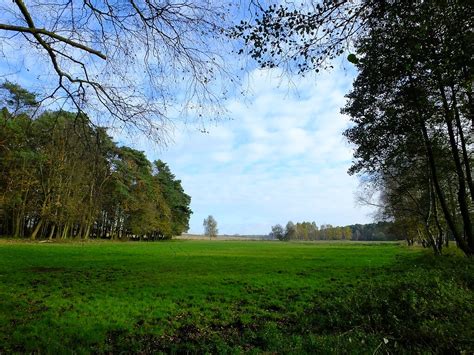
[0,83,192,240]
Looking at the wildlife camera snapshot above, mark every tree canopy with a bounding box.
[0,84,192,240]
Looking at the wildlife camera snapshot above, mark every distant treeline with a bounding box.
[348,222,401,241]
[270,221,402,241]
[0,83,192,240]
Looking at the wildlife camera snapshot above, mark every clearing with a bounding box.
[0,240,472,353]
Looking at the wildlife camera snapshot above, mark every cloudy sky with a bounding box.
[0,40,377,235]
[0,2,377,235]
[129,66,377,235]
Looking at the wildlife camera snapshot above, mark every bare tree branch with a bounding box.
[0,0,238,142]
[0,22,106,59]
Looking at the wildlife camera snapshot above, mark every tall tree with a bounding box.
[0,81,38,115]
[153,160,192,236]
[270,224,285,241]
[342,1,473,255]
[285,221,297,240]
[0,84,192,240]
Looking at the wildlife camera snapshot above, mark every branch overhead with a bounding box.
[0,0,236,141]
[0,23,106,59]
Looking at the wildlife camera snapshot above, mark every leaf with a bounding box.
[347,53,359,64]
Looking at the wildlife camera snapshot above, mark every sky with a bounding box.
[0,2,377,235]
[127,66,377,235]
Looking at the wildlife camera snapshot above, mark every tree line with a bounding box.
[236,1,473,256]
[0,83,192,240]
[269,221,402,242]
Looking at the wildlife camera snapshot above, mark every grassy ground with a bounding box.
[0,240,472,353]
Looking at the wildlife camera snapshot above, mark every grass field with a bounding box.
[0,240,472,353]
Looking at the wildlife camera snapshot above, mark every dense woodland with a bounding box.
[0,83,192,240]
[238,1,473,256]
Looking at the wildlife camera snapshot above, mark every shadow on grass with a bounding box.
[1,244,472,353]
[102,251,474,353]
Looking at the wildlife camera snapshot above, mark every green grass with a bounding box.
[0,240,472,353]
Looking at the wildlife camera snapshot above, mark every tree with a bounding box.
[203,215,218,239]
[234,1,474,256]
[285,221,297,240]
[0,81,38,115]
[296,222,309,240]
[154,160,192,236]
[0,0,236,140]
[342,226,352,240]
[341,2,473,255]
[0,84,192,240]
[270,224,285,241]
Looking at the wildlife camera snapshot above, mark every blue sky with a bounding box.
[0,2,377,235]
[0,42,377,236]
[126,67,377,235]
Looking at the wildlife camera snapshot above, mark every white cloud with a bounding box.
[0,0,374,236]
[144,67,377,235]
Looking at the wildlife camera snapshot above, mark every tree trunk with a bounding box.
[430,178,445,253]
[62,223,70,239]
[77,224,84,239]
[438,83,473,255]
[451,85,474,202]
[425,177,442,255]
[48,224,56,240]
[418,117,469,254]
[461,66,474,128]
[84,223,91,239]
[13,212,21,238]
[56,224,63,239]
[30,219,43,240]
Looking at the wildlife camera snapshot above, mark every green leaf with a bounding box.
[347,53,359,64]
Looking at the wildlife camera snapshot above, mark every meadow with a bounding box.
[0,240,472,353]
